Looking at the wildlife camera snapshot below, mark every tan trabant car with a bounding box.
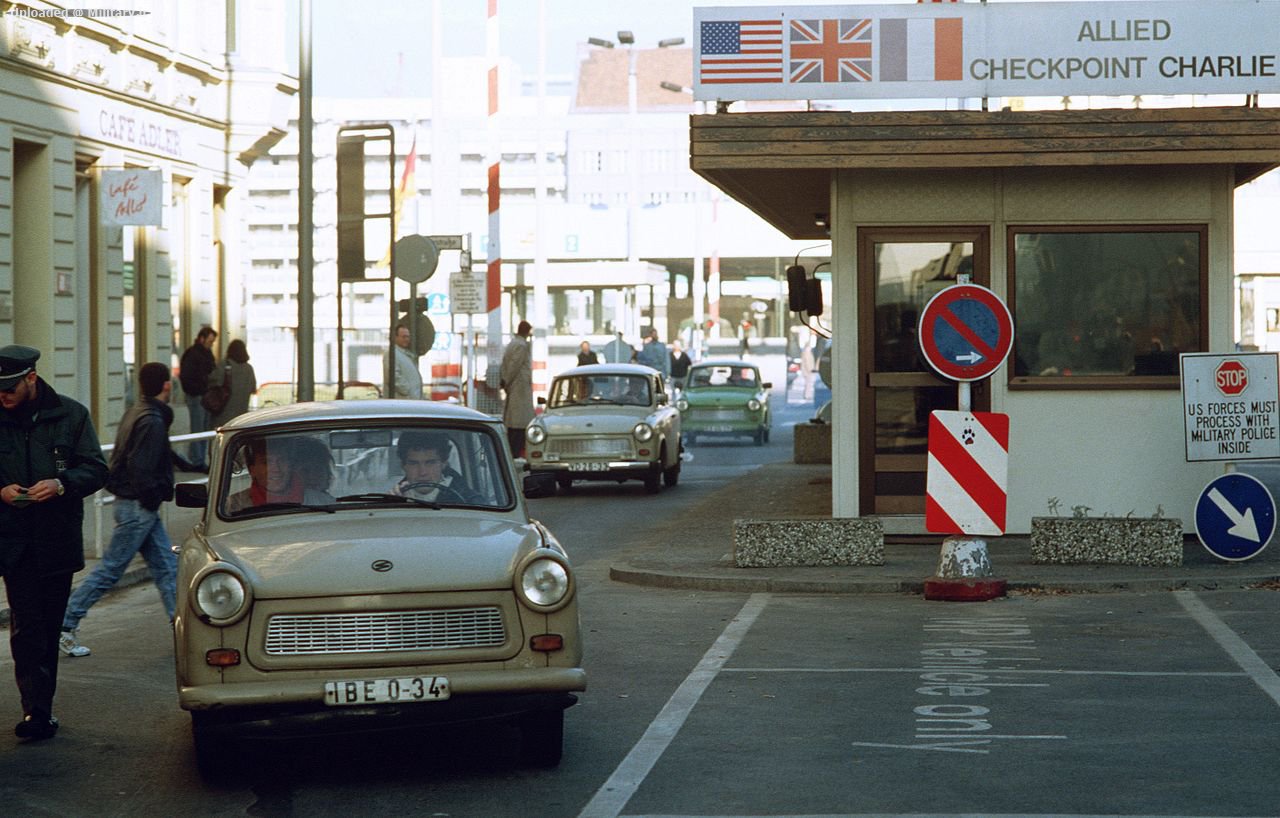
[173,401,583,777]
[525,363,682,493]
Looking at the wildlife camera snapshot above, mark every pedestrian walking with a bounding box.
[670,339,692,387]
[392,323,424,399]
[499,320,534,456]
[576,340,599,366]
[59,361,197,658]
[0,345,108,740]
[207,339,257,428]
[178,326,218,468]
[637,329,671,379]
[602,331,633,364]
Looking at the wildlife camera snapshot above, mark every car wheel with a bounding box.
[191,715,239,783]
[753,427,765,446]
[663,455,681,487]
[764,426,771,444]
[519,709,564,767]
[556,474,573,492]
[643,471,662,494]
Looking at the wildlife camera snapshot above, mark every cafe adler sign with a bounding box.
[693,0,1280,101]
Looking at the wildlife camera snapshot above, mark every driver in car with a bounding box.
[392,431,481,504]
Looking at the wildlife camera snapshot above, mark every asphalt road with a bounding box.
[2,399,1278,818]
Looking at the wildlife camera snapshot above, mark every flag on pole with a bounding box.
[377,134,417,267]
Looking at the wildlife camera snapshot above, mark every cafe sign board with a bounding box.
[693,1,1280,101]
[1181,352,1280,462]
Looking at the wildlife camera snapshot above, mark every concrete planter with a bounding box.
[1030,516,1183,566]
[792,421,831,464]
[734,517,884,567]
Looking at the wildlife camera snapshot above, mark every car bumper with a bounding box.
[528,460,661,481]
[683,422,762,435]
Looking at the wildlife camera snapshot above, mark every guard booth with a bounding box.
[689,1,1280,535]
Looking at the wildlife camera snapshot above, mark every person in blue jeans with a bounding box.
[60,362,196,657]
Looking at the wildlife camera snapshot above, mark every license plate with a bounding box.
[568,461,609,472]
[703,425,733,433]
[323,676,450,706]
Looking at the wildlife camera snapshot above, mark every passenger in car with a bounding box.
[225,439,333,513]
[392,431,481,504]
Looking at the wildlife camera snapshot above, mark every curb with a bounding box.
[608,563,1280,596]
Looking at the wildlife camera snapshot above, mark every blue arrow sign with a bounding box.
[1195,473,1275,561]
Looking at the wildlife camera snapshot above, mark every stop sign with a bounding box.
[1215,359,1249,396]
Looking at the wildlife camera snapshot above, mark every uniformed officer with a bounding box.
[0,345,108,741]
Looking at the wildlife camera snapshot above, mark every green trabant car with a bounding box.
[677,360,772,446]
[172,401,583,778]
[525,363,682,494]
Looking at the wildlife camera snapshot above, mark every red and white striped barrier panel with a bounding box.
[925,410,1009,536]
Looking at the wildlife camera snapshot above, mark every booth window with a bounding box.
[1008,226,1206,389]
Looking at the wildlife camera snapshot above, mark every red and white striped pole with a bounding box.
[485,0,504,402]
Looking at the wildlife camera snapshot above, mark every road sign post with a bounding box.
[1195,472,1276,561]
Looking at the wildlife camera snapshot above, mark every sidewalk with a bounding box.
[607,462,1280,595]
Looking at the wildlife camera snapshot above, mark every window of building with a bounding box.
[1008,225,1206,387]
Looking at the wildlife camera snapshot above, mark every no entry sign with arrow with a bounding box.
[919,284,1014,382]
[1195,472,1275,561]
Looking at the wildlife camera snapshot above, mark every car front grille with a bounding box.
[264,607,506,655]
[691,407,749,421]
[551,437,632,457]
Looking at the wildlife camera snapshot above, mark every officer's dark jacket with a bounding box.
[0,378,109,575]
[104,396,177,512]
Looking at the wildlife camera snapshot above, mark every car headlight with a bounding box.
[676,399,689,411]
[633,422,654,442]
[747,399,762,411]
[192,568,249,625]
[519,556,572,610]
[526,423,546,445]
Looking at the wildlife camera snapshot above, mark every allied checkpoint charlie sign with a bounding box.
[1181,353,1280,462]
[693,1,1280,101]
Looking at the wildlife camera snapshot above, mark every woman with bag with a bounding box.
[207,339,257,428]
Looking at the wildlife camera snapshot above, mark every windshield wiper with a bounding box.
[334,492,441,510]
[236,502,336,514]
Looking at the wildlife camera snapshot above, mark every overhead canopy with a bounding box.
[690,106,1280,240]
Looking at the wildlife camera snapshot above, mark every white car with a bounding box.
[525,363,682,494]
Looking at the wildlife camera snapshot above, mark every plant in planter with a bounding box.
[1030,498,1182,566]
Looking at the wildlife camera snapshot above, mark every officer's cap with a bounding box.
[0,345,40,390]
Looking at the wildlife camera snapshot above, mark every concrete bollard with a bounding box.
[924,535,1007,601]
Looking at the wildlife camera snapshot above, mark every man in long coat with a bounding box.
[499,321,534,456]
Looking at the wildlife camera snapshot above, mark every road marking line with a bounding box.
[576,593,770,818]
[1175,590,1280,709]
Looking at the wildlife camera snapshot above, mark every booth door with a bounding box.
[858,229,990,515]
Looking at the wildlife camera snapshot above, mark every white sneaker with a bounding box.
[58,631,90,657]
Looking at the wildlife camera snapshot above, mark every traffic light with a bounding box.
[336,135,367,282]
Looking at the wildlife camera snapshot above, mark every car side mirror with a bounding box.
[656,393,668,405]
[523,472,557,499]
[537,396,546,405]
[762,382,773,389]
[175,482,208,508]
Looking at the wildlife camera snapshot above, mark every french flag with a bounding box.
[879,18,963,81]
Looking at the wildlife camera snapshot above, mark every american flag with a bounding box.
[790,19,873,84]
[699,20,783,84]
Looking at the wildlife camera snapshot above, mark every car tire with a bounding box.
[663,454,681,487]
[643,471,662,494]
[191,715,239,783]
[753,427,765,446]
[556,474,573,492]
[764,426,771,444]
[519,709,564,767]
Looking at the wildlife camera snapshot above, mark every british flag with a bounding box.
[789,19,873,84]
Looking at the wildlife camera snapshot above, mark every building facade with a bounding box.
[0,0,295,434]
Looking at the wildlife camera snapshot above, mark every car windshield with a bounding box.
[217,424,512,519]
[686,365,759,389]
[549,374,651,408]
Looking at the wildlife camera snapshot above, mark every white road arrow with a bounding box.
[955,351,984,364]
[1208,487,1261,542]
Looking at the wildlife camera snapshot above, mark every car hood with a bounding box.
[683,387,762,404]
[539,406,648,435]
[205,513,545,598]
